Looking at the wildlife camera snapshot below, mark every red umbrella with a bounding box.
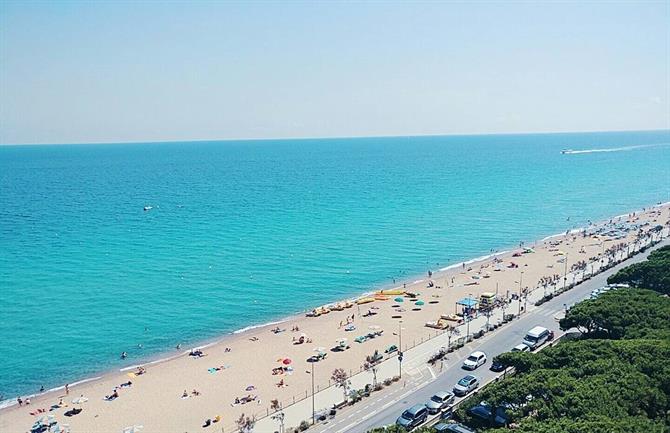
[282,358,292,365]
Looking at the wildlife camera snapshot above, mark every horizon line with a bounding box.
[1,127,669,147]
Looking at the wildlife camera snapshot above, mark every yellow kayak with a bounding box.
[378,289,406,296]
[356,297,375,305]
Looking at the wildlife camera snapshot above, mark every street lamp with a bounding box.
[398,320,403,379]
[563,254,568,291]
[466,293,472,339]
[518,272,523,316]
[311,362,315,425]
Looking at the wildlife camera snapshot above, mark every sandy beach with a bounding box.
[2,204,668,433]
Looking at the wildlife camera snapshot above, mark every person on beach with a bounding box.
[17,397,22,406]
[65,384,69,395]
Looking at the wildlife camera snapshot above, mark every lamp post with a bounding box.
[466,293,472,339]
[311,361,315,425]
[563,254,568,291]
[398,320,403,379]
[518,272,523,316]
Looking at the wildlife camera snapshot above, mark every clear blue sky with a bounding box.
[1,1,668,145]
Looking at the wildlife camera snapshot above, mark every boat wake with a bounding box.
[561,143,669,155]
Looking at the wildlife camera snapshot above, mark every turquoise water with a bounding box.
[1,130,669,399]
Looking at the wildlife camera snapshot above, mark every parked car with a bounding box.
[453,374,479,396]
[468,401,510,426]
[489,358,506,372]
[426,391,455,414]
[462,351,487,370]
[434,422,476,433]
[522,326,551,350]
[512,343,530,352]
[396,404,428,430]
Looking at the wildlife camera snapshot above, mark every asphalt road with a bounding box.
[315,238,668,433]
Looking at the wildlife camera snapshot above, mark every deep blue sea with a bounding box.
[1,130,669,399]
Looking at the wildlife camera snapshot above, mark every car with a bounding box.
[434,422,476,433]
[489,359,506,372]
[468,402,510,426]
[462,351,487,370]
[511,343,530,352]
[426,391,455,414]
[396,404,428,430]
[453,374,479,396]
[522,326,551,350]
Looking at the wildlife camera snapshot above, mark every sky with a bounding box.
[0,1,669,145]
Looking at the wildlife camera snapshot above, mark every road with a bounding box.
[312,238,668,433]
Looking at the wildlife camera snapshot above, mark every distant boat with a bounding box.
[560,149,572,154]
[143,206,153,211]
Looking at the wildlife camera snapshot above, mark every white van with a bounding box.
[522,326,550,350]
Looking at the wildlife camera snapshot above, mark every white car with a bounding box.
[453,375,479,396]
[512,344,530,352]
[462,351,487,370]
[425,391,455,414]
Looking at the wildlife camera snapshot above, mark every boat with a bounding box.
[378,289,406,296]
[374,294,390,301]
[143,206,153,211]
[560,149,573,154]
[356,297,375,305]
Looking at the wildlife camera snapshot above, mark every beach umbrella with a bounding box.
[122,425,144,433]
[415,300,425,306]
[394,297,404,303]
[313,347,326,353]
[72,396,88,404]
[282,358,292,365]
[245,385,256,391]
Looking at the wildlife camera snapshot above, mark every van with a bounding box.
[396,404,428,430]
[522,326,550,350]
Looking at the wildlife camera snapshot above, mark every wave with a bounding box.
[561,143,669,155]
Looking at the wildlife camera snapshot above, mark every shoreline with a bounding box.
[2,201,668,414]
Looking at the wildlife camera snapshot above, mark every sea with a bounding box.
[1,130,669,401]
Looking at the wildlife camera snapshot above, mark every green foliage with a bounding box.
[607,245,670,294]
[459,339,670,431]
[458,249,670,433]
[559,288,670,339]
